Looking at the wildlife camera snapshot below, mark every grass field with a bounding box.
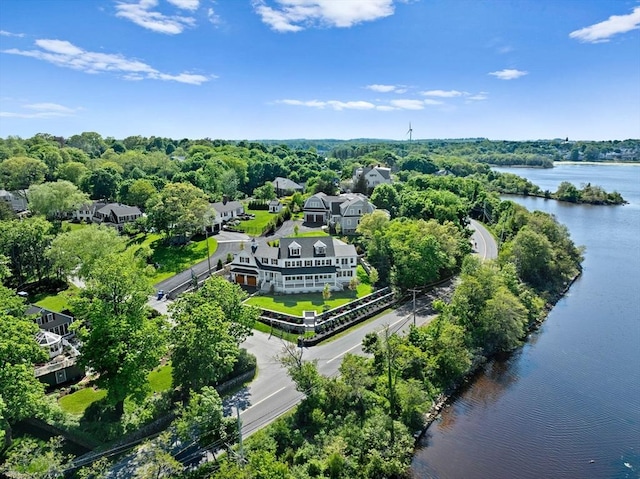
[58,364,173,415]
[288,230,329,238]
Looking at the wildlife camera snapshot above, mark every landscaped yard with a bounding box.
[233,208,275,235]
[58,364,173,416]
[129,233,218,284]
[247,283,372,316]
[33,283,80,312]
[288,230,329,238]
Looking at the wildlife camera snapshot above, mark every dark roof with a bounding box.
[211,200,243,214]
[256,263,338,275]
[272,177,303,191]
[25,305,73,320]
[279,236,334,259]
[230,267,259,275]
[97,203,142,217]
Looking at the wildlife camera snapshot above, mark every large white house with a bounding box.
[303,193,375,234]
[230,236,358,294]
[352,166,392,190]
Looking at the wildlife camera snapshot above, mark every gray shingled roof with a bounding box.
[211,200,243,214]
[97,203,142,217]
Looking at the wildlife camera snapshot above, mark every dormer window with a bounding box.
[314,240,327,255]
[289,241,301,257]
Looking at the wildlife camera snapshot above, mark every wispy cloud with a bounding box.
[166,0,199,10]
[569,6,640,43]
[366,84,398,93]
[3,39,211,85]
[0,30,25,37]
[277,96,448,111]
[208,7,222,26]
[421,89,465,98]
[467,92,489,101]
[489,68,528,80]
[115,0,196,34]
[0,102,81,119]
[253,0,396,32]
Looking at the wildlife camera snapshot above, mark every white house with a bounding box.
[268,199,283,213]
[303,193,375,234]
[208,200,245,232]
[0,189,28,213]
[93,203,143,230]
[352,166,392,190]
[230,236,358,294]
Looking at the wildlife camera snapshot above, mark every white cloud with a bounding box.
[278,99,375,110]
[208,8,222,26]
[421,89,465,98]
[0,30,25,37]
[569,6,640,43]
[422,98,443,105]
[389,99,425,110]
[115,0,196,34]
[253,0,395,32]
[166,0,199,10]
[467,92,489,101]
[489,68,528,80]
[3,39,211,84]
[366,84,397,93]
[0,102,80,119]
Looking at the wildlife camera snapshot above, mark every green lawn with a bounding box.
[62,221,89,232]
[234,208,275,235]
[58,364,173,415]
[129,233,218,284]
[33,284,79,312]
[58,388,107,415]
[247,282,372,316]
[288,230,329,238]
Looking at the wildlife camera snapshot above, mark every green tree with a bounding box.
[131,433,182,479]
[0,217,53,286]
[0,156,48,190]
[0,286,47,448]
[478,286,528,353]
[80,167,121,200]
[253,182,276,201]
[175,387,229,446]
[27,180,89,220]
[370,183,400,217]
[72,251,168,414]
[508,226,554,288]
[0,436,71,478]
[120,178,157,208]
[47,224,128,281]
[147,182,209,241]
[57,161,89,186]
[554,181,581,203]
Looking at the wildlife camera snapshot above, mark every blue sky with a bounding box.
[0,0,639,141]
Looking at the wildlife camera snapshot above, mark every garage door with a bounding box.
[236,274,245,284]
[247,276,257,286]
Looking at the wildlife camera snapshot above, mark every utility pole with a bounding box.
[205,228,212,277]
[385,326,395,444]
[408,288,420,326]
[236,405,244,466]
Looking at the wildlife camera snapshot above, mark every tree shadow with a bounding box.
[222,387,252,416]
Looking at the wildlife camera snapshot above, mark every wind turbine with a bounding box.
[407,122,413,142]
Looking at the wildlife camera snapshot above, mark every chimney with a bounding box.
[222,195,228,205]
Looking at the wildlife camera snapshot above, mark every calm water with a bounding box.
[411,164,640,479]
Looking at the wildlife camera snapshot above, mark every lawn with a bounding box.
[33,283,80,312]
[129,233,218,284]
[234,208,275,235]
[58,388,107,415]
[58,364,173,415]
[247,281,372,316]
[288,230,329,238]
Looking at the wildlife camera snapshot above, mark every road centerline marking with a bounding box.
[240,386,287,414]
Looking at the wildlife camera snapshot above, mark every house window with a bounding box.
[46,313,53,323]
[305,260,312,267]
[240,257,250,264]
[262,258,268,264]
[271,259,278,265]
[314,240,327,255]
[296,261,302,267]
[288,241,301,257]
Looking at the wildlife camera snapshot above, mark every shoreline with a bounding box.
[413,269,582,446]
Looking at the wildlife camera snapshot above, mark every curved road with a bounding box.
[149,219,498,459]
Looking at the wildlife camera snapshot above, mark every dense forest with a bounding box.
[0,131,624,477]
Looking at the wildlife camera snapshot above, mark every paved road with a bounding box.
[149,219,498,456]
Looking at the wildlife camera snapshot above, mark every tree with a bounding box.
[0,436,71,478]
[170,302,239,395]
[175,387,229,446]
[57,161,89,186]
[0,286,47,449]
[47,224,128,281]
[80,167,122,200]
[131,433,182,479]
[72,251,168,413]
[253,182,276,201]
[147,182,209,241]
[554,181,581,203]
[370,183,400,217]
[28,143,63,179]
[478,286,528,353]
[169,277,258,394]
[0,156,48,190]
[0,217,53,286]
[322,282,331,301]
[120,178,157,208]
[27,180,89,220]
[508,226,554,288]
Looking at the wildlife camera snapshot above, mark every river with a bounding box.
[411,163,640,479]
